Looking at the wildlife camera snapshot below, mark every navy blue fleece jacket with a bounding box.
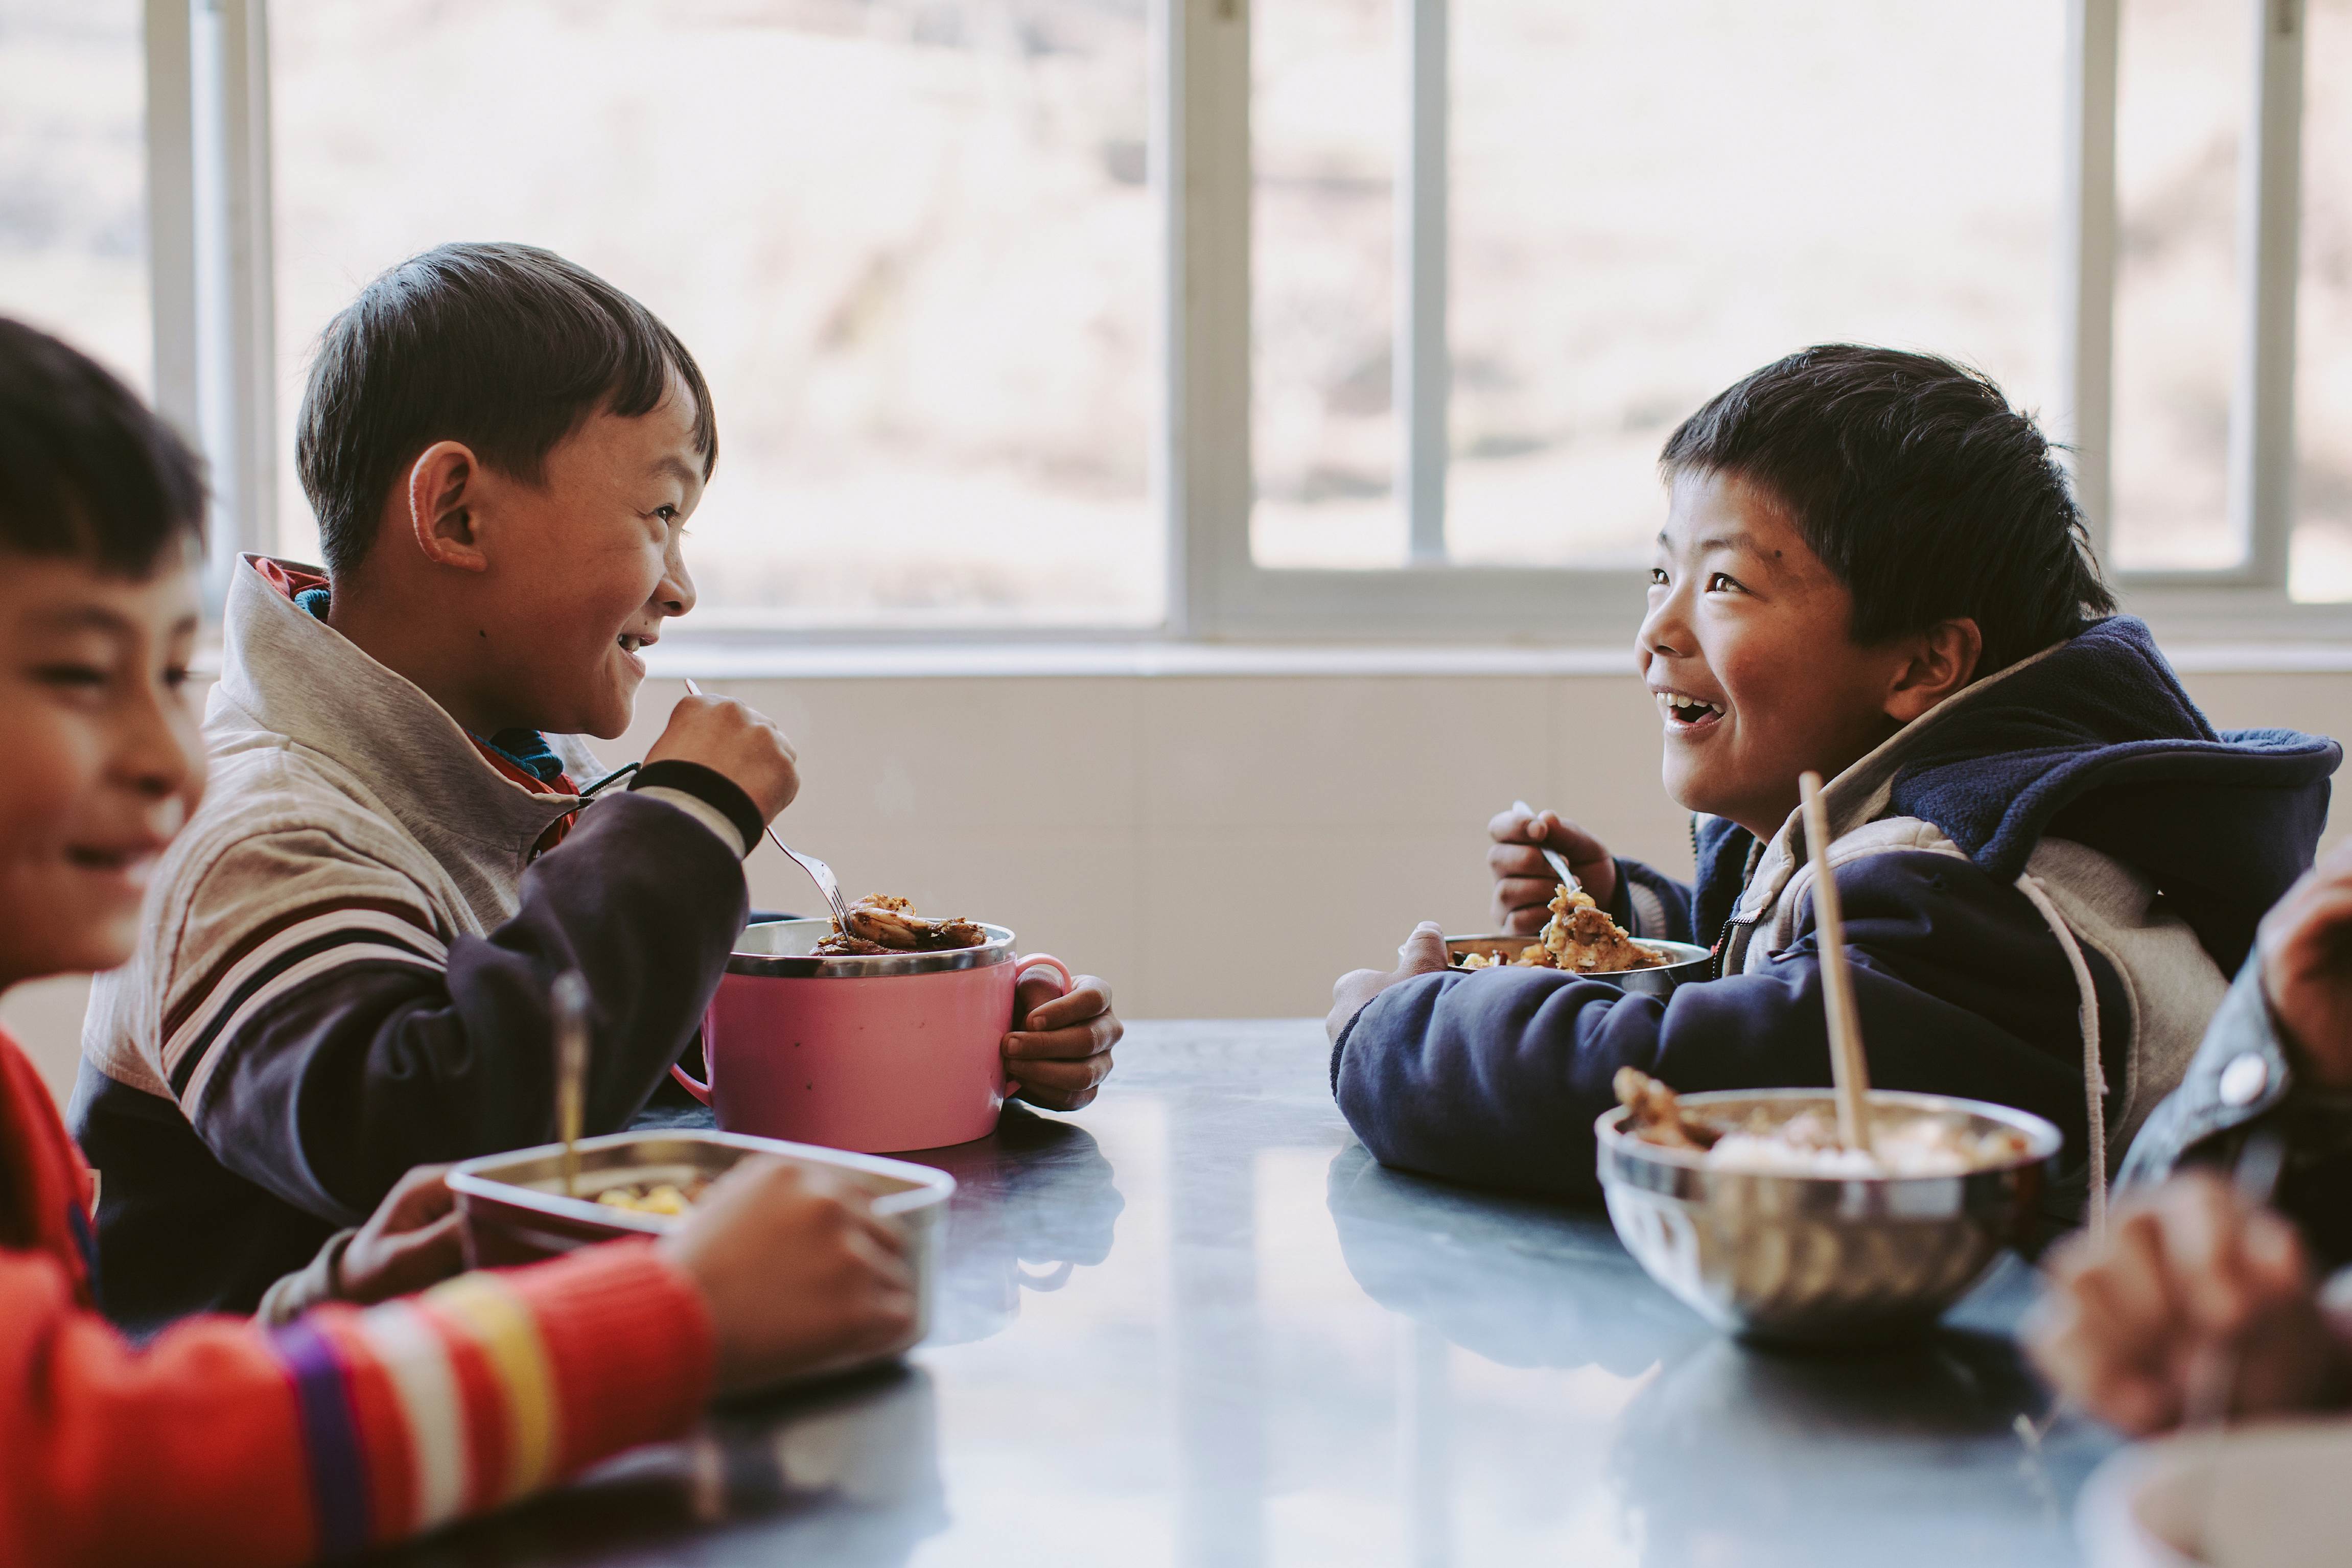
[1331,618,2339,1199]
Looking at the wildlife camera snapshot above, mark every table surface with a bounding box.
[373,1021,2121,1568]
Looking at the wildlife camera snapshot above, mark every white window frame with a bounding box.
[148,0,2352,646]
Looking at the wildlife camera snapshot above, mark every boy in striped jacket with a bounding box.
[74,243,1124,1327]
[0,317,916,1564]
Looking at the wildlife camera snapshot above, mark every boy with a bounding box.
[1328,346,2338,1219]
[0,315,915,1564]
[78,243,1122,1327]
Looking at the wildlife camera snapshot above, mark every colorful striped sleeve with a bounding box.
[263,1242,716,1554]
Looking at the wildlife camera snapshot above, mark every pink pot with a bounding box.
[671,918,1071,1153]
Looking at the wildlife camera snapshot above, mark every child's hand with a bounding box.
[1487,806,1616,933]
[645,693,801,823]
[337,1164,465,1306]
[2027,1174,2351,1435]
[1004,972,1121,1111]
[658,1158,917,1396]
[1327,922,1452,1043]
[2260,837,2352,1089]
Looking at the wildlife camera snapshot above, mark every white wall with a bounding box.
[8,666,2349,1110]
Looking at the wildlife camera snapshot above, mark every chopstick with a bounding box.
[552,970,589,1198]
[1798,771,1873,1153]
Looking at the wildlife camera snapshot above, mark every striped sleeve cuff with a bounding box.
[162,900,446,1116]
[264,1242,714,1553]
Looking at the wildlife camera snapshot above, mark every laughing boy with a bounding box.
[1327,346,2338,1222]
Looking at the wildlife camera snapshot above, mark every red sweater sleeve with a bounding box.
[0,1241,715,1566]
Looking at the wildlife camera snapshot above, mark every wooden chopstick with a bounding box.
[1798,771,1873,1153]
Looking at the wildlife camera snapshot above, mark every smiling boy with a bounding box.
[1328,346,2338,1221]
[78,244,1119,1327]
[0,316,921,1565]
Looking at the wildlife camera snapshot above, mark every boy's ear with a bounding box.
[1882,618,1983,725]
[404,441,492,574]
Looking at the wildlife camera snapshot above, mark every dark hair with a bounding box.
[1660,344,2114,675]
[0,317,205,575]
[296,242,716,576]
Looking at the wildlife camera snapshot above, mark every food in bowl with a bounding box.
[1612,1067,2034,1176]
[1455,885,1665,974]
[592,1174,713,1216]
[812,894,988,957]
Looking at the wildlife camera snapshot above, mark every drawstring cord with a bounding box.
[2015,873,2108,1236]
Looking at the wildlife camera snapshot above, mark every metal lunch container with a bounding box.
[1443,934,1715,997]
[1595,1088,2061,1345]
[448,1129,957,1360]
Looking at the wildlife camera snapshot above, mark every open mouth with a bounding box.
[1654,689,1725,731]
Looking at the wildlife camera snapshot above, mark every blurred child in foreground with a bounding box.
[0,316,916,1565]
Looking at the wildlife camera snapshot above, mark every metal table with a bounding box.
[374,1021,2120,1566]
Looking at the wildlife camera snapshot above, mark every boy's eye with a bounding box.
[653,505,681,524]
[1648,567,1669,586]
[33,662,109,688]
[164,664,193,692]
[1706,571,1745,594]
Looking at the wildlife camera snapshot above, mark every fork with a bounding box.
[681,678,854,929]
[1512,799,1583,897]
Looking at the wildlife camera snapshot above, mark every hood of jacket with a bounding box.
[211,555,602,867]
[1691,616,2338,973]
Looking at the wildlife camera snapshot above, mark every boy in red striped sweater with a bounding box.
[0,317,917,1565]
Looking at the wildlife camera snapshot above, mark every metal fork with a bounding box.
[681,678,854,929]
[1512,799,1582,897]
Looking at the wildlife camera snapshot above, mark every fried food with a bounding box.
[593,1173,713,1215]
[1618,1068,2035,1175]
[1614,1067,1721,1151]
[1450,887,1665,975]
[813,895,988,956]
[1541,885,1663,973]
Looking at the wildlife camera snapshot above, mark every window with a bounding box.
[266,0,1158,630]
[110,0,2352,640]
[2294,0,2352,599]
[0,1,150,394]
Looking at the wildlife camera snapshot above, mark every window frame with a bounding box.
[149,0,2352,647]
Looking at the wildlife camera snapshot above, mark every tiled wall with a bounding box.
[7,667,2349,1108]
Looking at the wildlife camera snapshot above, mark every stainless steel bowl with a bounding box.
[448,1130,957,1367]
[1595,1089,2061,1345]
[730,917,1015,978]
[1444,933,1714,997]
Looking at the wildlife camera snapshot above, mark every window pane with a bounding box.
[2295,0,2352,600]
[1446,0,2061,569]
[271,1,1158,628]
[2109,0,2251,571]
[1252,0,1403,569]
[0,0,149,394]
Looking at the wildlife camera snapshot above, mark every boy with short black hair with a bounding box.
[1328,345,2338,1221]
[79,243,1120,1327]
[0,316,916,1565]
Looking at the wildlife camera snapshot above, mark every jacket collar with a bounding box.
[1730,633,2073,925]
[214,555,589,856]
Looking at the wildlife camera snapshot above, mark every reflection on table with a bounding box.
[379,1020,2116,1566]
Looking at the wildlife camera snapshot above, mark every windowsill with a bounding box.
[630,636,2352,681]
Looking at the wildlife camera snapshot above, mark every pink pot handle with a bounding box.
[669,1031,714,1105]
[1013,953,1074,998]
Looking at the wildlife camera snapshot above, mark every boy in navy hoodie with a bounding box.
[1327,345,2338,1223]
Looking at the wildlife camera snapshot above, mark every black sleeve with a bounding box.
[188,792,748,1223]
[1332,849,2106,1199]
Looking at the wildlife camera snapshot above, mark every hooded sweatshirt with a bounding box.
[75,557,758,1330]
[1331,618,2339,1221]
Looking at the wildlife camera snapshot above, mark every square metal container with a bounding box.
[447,1130,956,1356]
